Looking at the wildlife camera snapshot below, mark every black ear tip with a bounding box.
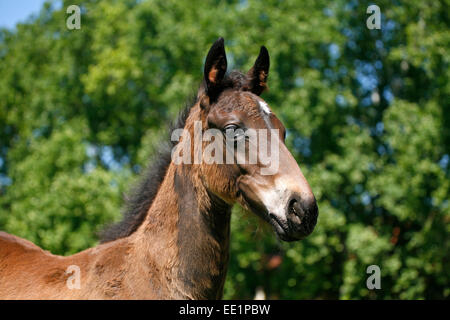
[260,46,269,58]
[255,46,269,69]
[207,37,225,57]
[214,37,225,48]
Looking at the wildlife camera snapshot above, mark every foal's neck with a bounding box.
[133,163,232,299]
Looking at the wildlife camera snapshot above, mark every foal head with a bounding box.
[176,38,318,241]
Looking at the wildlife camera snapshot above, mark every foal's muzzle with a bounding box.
[269,194,318,241]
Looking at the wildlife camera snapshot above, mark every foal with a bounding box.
[0,38,318,299]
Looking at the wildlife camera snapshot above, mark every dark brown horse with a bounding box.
[0,38,318,299]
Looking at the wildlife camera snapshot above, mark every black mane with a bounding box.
[99,96,196,243]
[99,71,247,243]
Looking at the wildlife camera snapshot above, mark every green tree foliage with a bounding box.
[0,0,448,299]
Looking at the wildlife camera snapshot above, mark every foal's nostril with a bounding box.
[288,197,304,220]
[285,194,319,238]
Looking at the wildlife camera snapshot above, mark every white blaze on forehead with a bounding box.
[258,100,271,115]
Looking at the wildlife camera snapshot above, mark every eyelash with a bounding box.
[223,124,239,132]
[223,124,247,141]
[222,126,286,141]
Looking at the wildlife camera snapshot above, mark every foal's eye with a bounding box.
[224,124,239,132]
[223,124,245,141]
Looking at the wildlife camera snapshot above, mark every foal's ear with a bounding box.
[247,46,270,95]
[203,37,228,99]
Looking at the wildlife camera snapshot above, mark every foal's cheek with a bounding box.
[201,163,240,203]
[236,175,262,207]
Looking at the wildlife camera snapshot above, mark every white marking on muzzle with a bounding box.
[257,177,291,224]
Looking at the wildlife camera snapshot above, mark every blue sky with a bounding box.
[0,0,49,29]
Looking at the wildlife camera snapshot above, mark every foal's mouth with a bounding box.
[269,213,308,242]
[269,213,305,242]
